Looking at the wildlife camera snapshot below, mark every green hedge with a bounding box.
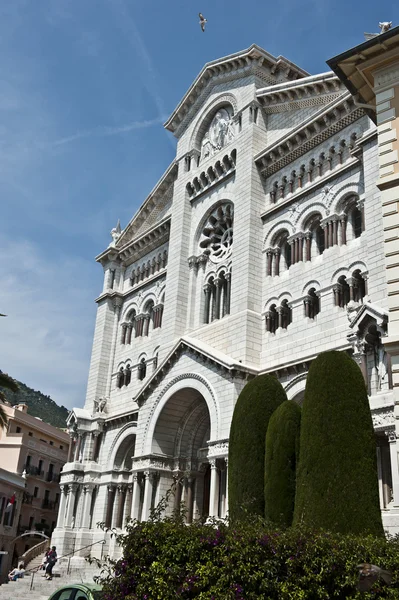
[97,516,399,599]
[294,350,383,535]
[228,374,287,520]
[265,400,301,526]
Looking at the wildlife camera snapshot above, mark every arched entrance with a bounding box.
[151,387,211,521]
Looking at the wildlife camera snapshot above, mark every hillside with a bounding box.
[0,378,69,429]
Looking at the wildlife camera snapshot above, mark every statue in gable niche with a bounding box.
[200,106,235,162]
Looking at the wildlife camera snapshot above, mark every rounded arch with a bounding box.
[329,182,364,213]
[285,373,307,403]
[121,302,139,322]
[348,260,367,273]
[142,374,220,454]
[137,351,148,362]
[330,266,349,283]
[156,284,166,304]
[107,423,137,470]
[302,280,321,294]
[278,291,293,302]
[264,296,279,312]
[263,220,294,249]
[300,206,326,231]
[190,94,238,151]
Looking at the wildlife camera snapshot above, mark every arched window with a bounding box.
[280,299,292,329]
[335,276,350,308]
[116,368,124,389]
[304,288,320,319]
[143,301,154,337]
[351,270,366,302]
[265,304,278,334]
[342,195,364,242]
[137,358,147,381]
[122,310,136,345]
[203,277,216,324]
[124,365,131,387]
[350,206,363,239]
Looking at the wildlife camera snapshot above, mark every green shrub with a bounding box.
[294,350,383,535]
[265,400,301,526]
[96,514,399,599]
[228,374,287,520]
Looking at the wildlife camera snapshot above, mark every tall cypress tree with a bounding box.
[228,374,287,521]
[293,350,383,535]
[264,400,301,527]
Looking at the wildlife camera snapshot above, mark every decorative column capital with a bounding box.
[385,429,397,443]
[188,255,198,270]
[209,459,217,469]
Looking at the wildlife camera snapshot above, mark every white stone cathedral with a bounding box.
[54,42,399,559]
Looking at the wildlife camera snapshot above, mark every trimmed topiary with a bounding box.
[293,350,383,535]
[228,374,287,521]
[264,400,301,526]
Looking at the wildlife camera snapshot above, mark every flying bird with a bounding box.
[357,563,392,592]
[199,13,207,32]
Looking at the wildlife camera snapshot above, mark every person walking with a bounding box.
[45,546,57,580]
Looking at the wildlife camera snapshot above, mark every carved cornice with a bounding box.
[257,72,343,113]
[255,94,365,177]
[164,44,309,135]
[371,406,394,431]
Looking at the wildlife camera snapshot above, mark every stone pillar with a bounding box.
[65,484,78,528]
[224,458,229,517]
[340,216,347,245]
[203,284,212,324]
[277,306,284,330]
[74,434,83,462]
[142,472,153,521]
[105,485,116,528]
[67,437,75,463]
[305,233,311,261]
[124,486,133,524]
[91,432,101,462]
[56,485,67,528]
[126,323,133,345]
[209,460,219,518]
[120,323,127,344]
[186,477,194,524]
[273,248,280,276]
[387,430,399,506]
[81,485,94,528]
[131,474,141,521]
[114,486,127,529]
[214,278,222,320]
[266,249,273,276]
[143,314,151,337]
[225,273,231,315]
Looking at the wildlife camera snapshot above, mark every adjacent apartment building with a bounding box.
[0,403,70,561]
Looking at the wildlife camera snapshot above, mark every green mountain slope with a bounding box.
[0,377,69,429]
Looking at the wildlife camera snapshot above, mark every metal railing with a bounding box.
[41,499,56,510]
[46,472,61,483]
[24,465,44,477]
[27,539,106,590]
[19,538,48,572]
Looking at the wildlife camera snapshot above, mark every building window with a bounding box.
[60,445,63,450]
[28,516,34,529]
[49,441,53,446]
[28,432,33,437]
[116,367,124,389]
[16,427,21,433]
[334,276,350,308]
[265,304,278,334]
[33,487,39,498]
[124,365,132,387]
[137,358,147,381]
[304,288,320,319]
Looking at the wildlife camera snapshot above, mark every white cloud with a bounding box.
[48,116,167,147]
[0,235,100,410]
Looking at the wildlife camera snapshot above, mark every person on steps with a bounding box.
[45,546,57,580]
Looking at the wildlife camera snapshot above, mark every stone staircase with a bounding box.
[0,557,102,600]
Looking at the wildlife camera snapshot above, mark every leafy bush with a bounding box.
[228,374,287,520]
[294,351,383,536]
[96,511,399,599]
[265,400,301,526]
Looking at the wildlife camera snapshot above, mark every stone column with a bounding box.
[142,472,153,521]
[114,486,127,529]
[266,249,273,276]
[120,324,127,344]
[67,437,75,463]
[305,233,311,261]
[81,485,94,529]
[143,314,151,337]
[214,278,222,320]
[332,219,338,246]
[339,216,347,245]
[65,484,78,528]
[105,485,116,528]
[74,434,82,461]
[273,249,280,276]
[186,477,194,524]
[387,430,399,506]
[124,486,133,525]
[56,485,67,528]
[209,460,219,518]
[91,432,101,462]
[203,284,212,324]
[130,474,141,521]
[224,458,229,517]
[126,323,133,345]
[225,273,231,315]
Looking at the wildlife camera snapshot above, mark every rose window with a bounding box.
[199,204,234,262]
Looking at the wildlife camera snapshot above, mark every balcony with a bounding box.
[22,492,33,505]
[24,465,44,477]
[41,499,56,510]
[46,472,61,483]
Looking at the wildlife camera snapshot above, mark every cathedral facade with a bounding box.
[54,40,399,558]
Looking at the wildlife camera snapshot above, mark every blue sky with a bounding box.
[0,0,397,410]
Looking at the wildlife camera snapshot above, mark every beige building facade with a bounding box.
[0,468,25,582]
[0,403,70,546]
